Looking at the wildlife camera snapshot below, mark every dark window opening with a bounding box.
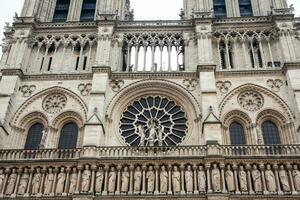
[83,56,87,70]
[80,0,96,21]
[24,123,44,150]
[75,57,80,70]
[40,57,45,71]
[58,122,78,149]
[262,121,281,145]
[53,0,71,22]
[213,0,227,18]
[48,57,53,71]
[229,122,246,145]
[239,0,253,17]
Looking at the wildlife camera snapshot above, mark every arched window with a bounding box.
[80,0,96,21]
[58,122,78,149]
[53,0,71,22]
[229,122,246,145]
[213,0,227,18]
[239,0,253,17]
[24,123,44,150]
[261,121,281,145]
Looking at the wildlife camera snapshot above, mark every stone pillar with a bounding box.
[167,165,172,195]
[246,164,254,194]
[102,166,109,196]
[287,164,297,195]
[273,164,283,195]
[141,165,146,195]
[115,165,122,195]
[233,164,240,194]
[206,164,212,193]
[220,164,227,193]
[64,167,71,195]
[259,164,268,195]
[193,165,199,194]
[90,165,96,194]
[75,166,82,194]
[25,168,34,197]
[154,165,159,195]
[180,164,186,195]
[128,165,134,195]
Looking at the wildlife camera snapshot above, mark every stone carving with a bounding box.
[225,165,235,193]
[137,125,145,146]
[44,168,54,195]
[239,166,248,192]
[0,169,5,193]
[108,167,117,194]
[69,168,77,194]
[133,166,142,194]
[292,165,300,192]
[109,80,124,92]
[265,165,276,193]
[81,165,91,193]
[5,169,17,195]
[17,169,29,195]
[185,165,194,193]
[43,94,67,114]
[251,165,262,193]
[216,81,232,94]
[279,165,290,192]
[183,79,198,91]
[19,85,36,97]
[238,91,264,112]
[160,166,168,194]
[172,166,181,193]
[197,166,206,193]
[39,129,48,149]
[211,164,221,192]
[56,168,66,194]
[121,166,130,193]
[146,166,155,193]
[95,167,104,194]
[267,79,284,92]
[31,168,42,194]
[78,83,92,96]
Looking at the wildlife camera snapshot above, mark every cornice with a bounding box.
[22,73,93,81]
[197,65,216,72]
[216,68,283,78]
[111,71,198,79]
[1,68,24,78]
[282,62,300,74]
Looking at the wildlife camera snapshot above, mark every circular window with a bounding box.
[119,96,188,146]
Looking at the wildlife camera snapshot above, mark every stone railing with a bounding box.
[117,20,193,28]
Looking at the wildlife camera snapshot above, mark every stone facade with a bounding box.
[0,0,300,199]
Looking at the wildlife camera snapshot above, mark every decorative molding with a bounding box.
[183,79,198,91]
[109,80,124,92]
[266,79,284,92]
[78,83,92,96]
[19,85,36,97]
[42,94,67,114]
[216,81,232,94]
[238,91,264,112]
[111,72,197,80]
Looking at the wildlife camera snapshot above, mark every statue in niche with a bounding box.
[121,166,130,193]
[134,166,142,193]
[160,166,168,194]
[81,165,91,193]
[56,167,66,194]
[5,169,17,195]
[172,166,181,193]
[146,166,155,193]
[0,169,5,194]
[251,165,262,193]
[148,120,156,146]
[31,168,42,194]
[265,165,276,193]
[44,168,54,195]
[239,166,248,192]
[39,128,48,149]
[211,164,221,192]
[279,165,290,192]
[95,166,104,194]
[69,168,77,194]
[108,167,117,194]
[225,165,235,193]
[137,125,145,146]
[18,169,30,195]
[293,165,300,191]
[197,166,206,193]
[185,165,193,193]
[157,125,164,146]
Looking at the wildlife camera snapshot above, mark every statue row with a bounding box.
[0,163,300,197]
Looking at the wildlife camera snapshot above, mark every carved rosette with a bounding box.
[183,79,198,91]
[42,94,67,114]
[216,81,232,94]
[238,91,264,112]
[266,79,283,92]
[78,83,92,96]
[110,80,124,92]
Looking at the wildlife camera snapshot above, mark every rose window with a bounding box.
[238,91,264,112]
[43,94,67,114]
[119,96,188,146]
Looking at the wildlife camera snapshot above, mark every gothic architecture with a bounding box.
[0,0,300,199]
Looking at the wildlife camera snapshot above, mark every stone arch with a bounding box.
[17,111,49,132]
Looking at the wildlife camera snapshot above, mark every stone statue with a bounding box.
[239,166,248,192]
[279,165,290,192]
[0,169,5,193]
[121,166,130,193]
[81,165,91,193]
[18,169,30,195]
[293,165,300,192]
[146,166,155,193]
[251,165,262,193]
[160,166,168,194]
[5,169,17,195]
[108,167,117,193]
[148,120,157,146]
[44,168,54,195]
[225,165,235,193]
[157,125,164,146]
[265,165,276,193]
[185,165,194,193]
[31,168,42,194]
[39,129,48,148]
[197,166,206,193]
[56,168,66,194]
[95,167,104,194]
[211,164,221,192]
[133,166,142,193]
[137,125,145,146]
[69,168,77,194]
[172,166,181,193]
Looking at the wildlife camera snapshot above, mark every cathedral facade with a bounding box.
[0,0,300,199]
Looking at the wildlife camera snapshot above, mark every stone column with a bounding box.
[287,164,297,195]
[141,165,146,195]
[259,164,268,195]
[128,165,134,195]
[246,164,254,194]
[167,165,172,195]
[64,167,71,195]
[154,165,159,195]
[12,169,22,197]
[0,169,9,197]
[206,164,212,193]
[193,165,199,194]
[39,168,46,196]
[25,168,34,197]
[220,164,227,193]
[273,164,283,195]
[102,165,109,196]
[75,166,82,194]
[115,165,122,195]
[89,165,97,194]
[180,164,186,195]
[233,164,240,194]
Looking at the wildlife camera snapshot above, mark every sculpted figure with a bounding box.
[197,166,206,193]
[157,125,164,146]
[251,165,262,193]
[172,166,181,193]
[185,165,194,193]
[211,164,221,192]
[148,121,156,146]
[225,165,235,193]
[293,165,300,191]
[18,169,30,195]
[160,166,168,193]
[95,167,104,193]
[146,166,155,193]
[0,169,5,193]
[138,125,145,146]
[279,165,290,192]
[69,168,77,194]
[31,168,42,194]
[108,167,117,193]
[239,166,248,192]
[44,168,54,195]
[121,167,130,193]
[81,165,91,193]
[5,169,17,195]
[56,168,66,194]
[39,129,48,148]
[133,166,142,193]
[265,165,276,193]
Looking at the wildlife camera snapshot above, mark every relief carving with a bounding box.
[19,85,36,97]
[216,81,232,94]
[238,91,264,112]
[266,79,284,92]
[78,83,92,96]
[42,94,67,114]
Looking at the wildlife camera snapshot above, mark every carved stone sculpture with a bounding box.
[197,166,206,193]
[108,167,117,193]
[31,168,42,194]
[239,166,248,192]
[293,165,300,192]
[134,166,142,193]
[5,169,17,195]
[121,167,130,193]
[81,165,91,193]
[265,165,276,193]
[225,165,235,193]
[279,165,290,192]
[160,166,168,194]
[18,169,30,195]
[56,168,66,194]
[69,168,77,194]
[44,168,54,195]
[95,167,104,194]
[146,166,155,193]
[0,169,5,194]
[172,166,181,193]
[251,165,262,193]
[185,165,194,193]
[211,164,221,192]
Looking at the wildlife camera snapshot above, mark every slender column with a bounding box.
[250,40,256,68]
[180,164,185,195]
[52,167,58,195]
[242,39,248,68]
[87,45,92,70]
[134,46,139,72]
[34,46,41,71]
[0,169,9,197]
[141,165,146,195]
[78,45,84,70]
[128,165,134,195]
[126,45,131,72]
[167,45,171,72]
[258,39,266,68]
[167,165,172,195]
[90,165,97,194]
[193,165,199,194]
[206,164,212,193]
[267,39,274,68]
[154,165,159,195]
[41,47,49,71]
[273,164,283,195]
[151,46,155,71]
[115,165,122,195]
[246,164,254,194]
[260,164,268,195]
[220,164,227,193]
[75,166,82,194]
[233,164,241,194]
[225,40,232,69]
[143,47,147,72]
[233,38,238,69]
[61,46,66,68]
[13,169,21,197]
[217,40,222,70]
[64,167,71,194]
[39,168,46,195]
[176,46,179,71]
[159,46,163,71]
[287,164,297,195]
[102,166,109,196]
[25,168,34,196]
